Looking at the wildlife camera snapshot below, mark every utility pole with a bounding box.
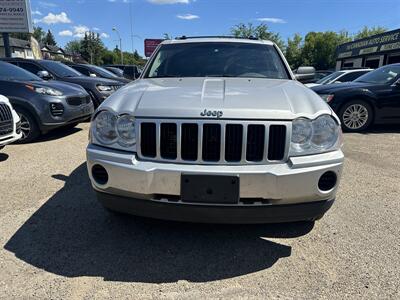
[112,27,123,64]
[2,33,12,58]
[129,2,134,53]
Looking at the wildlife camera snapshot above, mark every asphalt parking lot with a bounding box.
[0,122,399,299]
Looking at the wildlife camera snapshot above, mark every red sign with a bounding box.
[144,39,163,57]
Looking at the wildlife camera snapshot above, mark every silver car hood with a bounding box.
[100,78,332,120]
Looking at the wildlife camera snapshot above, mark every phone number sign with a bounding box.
[0,0,33,33]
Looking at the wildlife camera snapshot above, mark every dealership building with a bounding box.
[335,28,400,70]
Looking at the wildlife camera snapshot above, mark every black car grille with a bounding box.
[138,120,288,164]
[67,96,91,106]
[0,103,13,137]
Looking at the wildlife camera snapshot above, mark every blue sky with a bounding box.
[30,0,400,56]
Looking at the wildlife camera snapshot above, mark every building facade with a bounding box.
[336,28,400,70]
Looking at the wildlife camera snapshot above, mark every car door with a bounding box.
[373,78,400,121]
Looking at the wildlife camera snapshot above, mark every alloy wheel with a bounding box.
[342,104,369,130]
[18,113,31,140]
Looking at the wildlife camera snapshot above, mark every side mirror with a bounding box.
[37,70,52,80]
[294,66,316,83]
[89,73,97,78]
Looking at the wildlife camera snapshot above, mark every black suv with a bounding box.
[68,63,131,84]
[312,64,400,132]
[0,61,94,142]
[1,58,124,107]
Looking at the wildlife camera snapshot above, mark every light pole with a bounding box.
[112,27,123,64]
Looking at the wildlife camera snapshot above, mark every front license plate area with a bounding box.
[181,174,239,204]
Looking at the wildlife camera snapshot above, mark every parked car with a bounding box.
[103,64,141,80]
[68,63,131,84]
[312,64,400,132]
[0,61,94,142]
[1,58,124,107]
[87,37,344,224]
[0,95,21,149]
[306,69,372,88]
[104,66,124,78]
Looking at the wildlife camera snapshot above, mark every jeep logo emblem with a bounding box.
[200,109,223,118]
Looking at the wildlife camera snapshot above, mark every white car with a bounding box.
[0,95,22,150]
[306,69,372,88]
[87,37,344,223]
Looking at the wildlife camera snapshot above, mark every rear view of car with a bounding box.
[0,95,21,150]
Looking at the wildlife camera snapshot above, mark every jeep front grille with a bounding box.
[0,103,13,137]
[137,119,290,165]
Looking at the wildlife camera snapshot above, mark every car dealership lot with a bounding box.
[0,123,399,299]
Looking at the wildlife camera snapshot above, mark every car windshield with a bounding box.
[145,42,289,79]
[40,60,83,78]
[316,71,344,84]
[355,65,400,84]
[89,65,119,78]
[0,62,41,81]
[107,67,124,76]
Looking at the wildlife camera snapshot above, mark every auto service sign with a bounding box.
[144,39,163,57]
[0,0,33,33]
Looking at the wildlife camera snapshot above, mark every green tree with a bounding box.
[301,31,351,69]
[32,27,46,43]
[354,26,387,39]
[65,40,81,54]
[285,33,303,69]
[44,30,57,46]
[231,22,285,49]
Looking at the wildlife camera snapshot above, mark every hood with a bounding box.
[100,77,332,120]
[311,81,375,94]
[62,76,123,86]
[29,80,87,95]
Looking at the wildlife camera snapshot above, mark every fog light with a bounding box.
[50,103,64,116]
[318,171,337,191]
[92,164,108,185]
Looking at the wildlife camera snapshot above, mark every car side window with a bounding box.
[339,72,365,82]
[74,66,90,76]
[18,62,44,76]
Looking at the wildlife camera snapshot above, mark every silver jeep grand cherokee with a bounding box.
[86,37,344,223]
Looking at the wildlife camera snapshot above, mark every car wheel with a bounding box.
[339,100,373,132]
[15,109,40,143]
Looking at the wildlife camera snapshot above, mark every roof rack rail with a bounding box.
[175,35,260,40]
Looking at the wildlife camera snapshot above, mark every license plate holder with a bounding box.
[181,174,239,204]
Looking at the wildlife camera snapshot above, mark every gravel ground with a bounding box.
[0,123,399,299]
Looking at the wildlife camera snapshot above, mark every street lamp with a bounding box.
[112,27,124,64]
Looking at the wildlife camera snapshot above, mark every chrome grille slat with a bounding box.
[137,119,289,165]
[0,104,13,137]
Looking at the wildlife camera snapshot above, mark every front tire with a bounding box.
[339,100,373,132]
[15,108,40,143]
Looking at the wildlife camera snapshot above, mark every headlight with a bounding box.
[319,94,334,103]
[96,85,113,92]
[290,115,341,156]
[92,110,136,149]
[26,85,63,96]
[93,111,118,144]
[116,114,136,146]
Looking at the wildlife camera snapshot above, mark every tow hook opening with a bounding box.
[92,164,109,185]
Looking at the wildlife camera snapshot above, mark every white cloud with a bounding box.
[32,10,42,16]
[177,13,199,20]
[256,17,286,24]
[93,27,100,31]
[38,1,57,8]
[100,33,110,38]
[38,12,72,25]
[59,30,73,36]
[73,25,90,38]
[148,0,191,4]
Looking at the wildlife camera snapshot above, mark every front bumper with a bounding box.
[0,132,22,147]
[87,144,344,223]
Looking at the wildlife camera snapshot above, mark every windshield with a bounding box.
[0,62,41,81]
[355,65,400,84]
[40,60,83,78]
[145,42,289,79]
[107,67,124,77]
[89,65,119,78]
[316,71,344,84]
